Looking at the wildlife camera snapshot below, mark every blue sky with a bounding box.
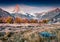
[0,0,60,6]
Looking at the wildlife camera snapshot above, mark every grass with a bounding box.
[0,24,60,42]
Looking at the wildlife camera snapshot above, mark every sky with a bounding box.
[0,0,60,14]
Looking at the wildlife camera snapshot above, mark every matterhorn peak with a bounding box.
[13,4,20,13]
[12,4,25,14]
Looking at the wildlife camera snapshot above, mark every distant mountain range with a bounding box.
[35,12,46,20]
[11,13,35,19]
[0,8,60,22]
[0,8,12,18]
[41,8,60,20]
[35,8,60,21]
[0,8,35,20]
